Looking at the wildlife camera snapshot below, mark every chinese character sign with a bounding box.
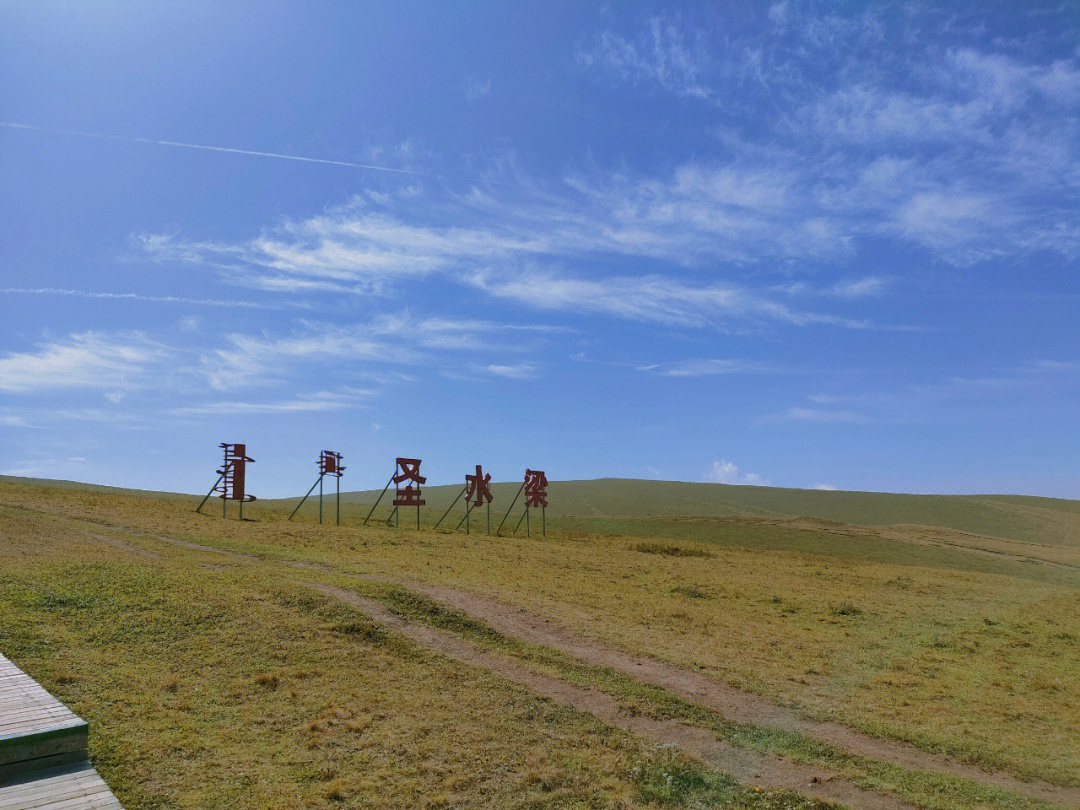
[465,464,493,507]
[217,442,255,501]
[524,469,548,508]
[320,450,344,477]
[393,457,426,507]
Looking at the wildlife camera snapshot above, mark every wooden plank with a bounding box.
[0,727,88,770]
[0,722,86,747]
[0,707,80,726]
[0,656,122,808]
[0,763,122,809]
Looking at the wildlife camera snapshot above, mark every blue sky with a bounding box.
[2,1,1078,498]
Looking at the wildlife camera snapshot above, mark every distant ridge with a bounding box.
[3,474,1077,548]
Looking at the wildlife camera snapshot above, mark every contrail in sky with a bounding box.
[0,122,422,174]
[1,288,303,310]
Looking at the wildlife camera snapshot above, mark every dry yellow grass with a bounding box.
[3,478,1078,791]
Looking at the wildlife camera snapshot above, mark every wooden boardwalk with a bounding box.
[0,653,121,808]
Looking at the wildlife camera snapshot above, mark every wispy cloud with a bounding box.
[785,407,869,424]
[201,315,555,390]
[579,10,1079,266]
[705,459,771,486]
[468,269,860,329]
[462,76,492,100]
[1,287,291,310]
[174,388,373,415]
[651,358,762,377]
[1,457,87,477]
[139,181,874,330]
[0,332,168,394]
[578,17,714,100]
[481,362,536,380]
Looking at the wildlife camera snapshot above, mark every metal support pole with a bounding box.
[337,475,341,526]
[223,494,227,519]
[289,475,322,520]
[363,472,396,526]
[513,506,527,535]
[434,487,466,529]
[388,506,398,526]
[527,506,530,537]
[495,483,525,536]
[195,464,229,514]
[239,499,244,520]
[456,499,474,531]
[487,502,490,535]
[466,502,470,534]
[542,505,545,537]
[319,475,324,524]
[416,503,420,530]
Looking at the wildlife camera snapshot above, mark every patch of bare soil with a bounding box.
[406,581,1080,809]
[312,582,914,810]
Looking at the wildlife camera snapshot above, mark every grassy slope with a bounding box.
[2,479,1078,794]
[0,499,827,810]
[275,478,1080,549]
[9,474,1078,548]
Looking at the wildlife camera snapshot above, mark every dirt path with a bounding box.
[311,582,914,810]
[407,580,1080,809]
[22,508,1080,808]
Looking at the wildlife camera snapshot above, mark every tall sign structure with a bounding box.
[392,458,426,529]
[289,450,346,525]
[523,468,548,536]
[365,457,424,528]
[196,443,256,519]
[497,468,548,537]
[461,464,494,534]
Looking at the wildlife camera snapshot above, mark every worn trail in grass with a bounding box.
[313,583,910,810]
[20,504,1075,809]
[395,579,1080,809]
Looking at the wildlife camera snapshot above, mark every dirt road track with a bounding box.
[312,583,915,810]
[405,581,1080,808]
[19,509,1080,809]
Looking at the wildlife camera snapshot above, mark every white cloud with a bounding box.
[785,407,868,423]
[469,269,863,329]
[1,457,87,477]
[579,18,713,99]
[0,415,32,427]
[1,287,285,309]
[656,359,760,377]
[201,315,555,390]
[0,332,167,394]
[812,483,837,491]
[462,76,492,100]
[705,460,771,486]
[174,388,372,415]
[483,362,536,380]
[577,12,1079,266]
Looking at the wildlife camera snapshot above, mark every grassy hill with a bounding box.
[270,478,1080,549]
[3,475,1080,807]
[5,474,1077,549]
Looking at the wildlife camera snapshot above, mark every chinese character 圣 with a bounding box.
[393,457,426,507]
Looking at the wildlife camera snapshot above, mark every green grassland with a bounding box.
[2,476,1078,809]
[10,474,1078,550]
[276,477,1080,550]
